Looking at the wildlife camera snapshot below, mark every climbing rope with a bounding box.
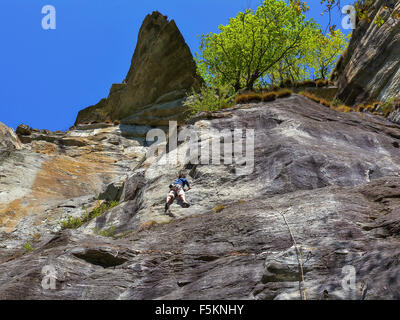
[279,210,307,300]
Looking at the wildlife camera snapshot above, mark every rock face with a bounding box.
[74,11,202,130]
[333,0,400,105]
[0,122,22,151]
[0,124,146,246]
[2,95,400,299]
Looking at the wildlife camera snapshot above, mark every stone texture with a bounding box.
[0,122,22,151]
[2,96,400,299]
[0,124,147,244]
[74,11,202,129]
[2,177,400,300]
[333,0,400,105]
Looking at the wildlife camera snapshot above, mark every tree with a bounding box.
[261,28,348,85]
[309,29,350,79]
[261,48,311,87]
[196,0,320,91]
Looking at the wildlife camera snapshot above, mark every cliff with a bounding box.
[333,0,400,105]
[2,6,400,300]
[0,122,22,151]
[2,95,400,299]
[74,11,203,131]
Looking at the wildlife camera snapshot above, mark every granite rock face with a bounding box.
[2,96,400,299]
[0,122,22,151]
[3,178,400,300]
[0,124,147,251]
[74,11,202,130]
[333,0,400,105]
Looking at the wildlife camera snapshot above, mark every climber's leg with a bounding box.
[165,189,175,213]
[177,187,190,208]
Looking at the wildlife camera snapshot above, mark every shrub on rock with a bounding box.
[261,92,277,102]
[275,89,292,98]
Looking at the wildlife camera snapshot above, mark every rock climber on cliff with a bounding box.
[165,173,191,214]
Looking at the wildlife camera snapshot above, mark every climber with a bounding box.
[165,173,191,214]
[366,164,377,182]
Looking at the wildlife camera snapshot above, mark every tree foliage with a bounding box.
[196,0,320,91]
[196,0,349,91]
[308,29,350,80]
[321,0,400,29]
[265,29,348,85]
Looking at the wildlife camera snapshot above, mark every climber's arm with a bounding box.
[183,178,191,190]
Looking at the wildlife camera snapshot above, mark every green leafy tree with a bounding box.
[263,42,313,86]
[265,28,348,83]
[196,0,320,91]
[308,29,350,79]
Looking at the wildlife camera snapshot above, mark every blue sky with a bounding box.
[0,0,350,131]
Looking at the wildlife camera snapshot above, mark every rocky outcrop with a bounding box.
[3,177,400,300]
[333,0,400,105]
[0,124,147,246]
[2,95,400,299]
[15,124,32,136]
[0,122,22,151]
[74,11,202,130]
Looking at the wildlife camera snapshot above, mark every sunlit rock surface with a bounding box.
[2,96,400,299]
[333,0,400,105]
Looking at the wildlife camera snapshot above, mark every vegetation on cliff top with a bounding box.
[187,0,349,115]
[188,0,400,116]
[195,0,349,92]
